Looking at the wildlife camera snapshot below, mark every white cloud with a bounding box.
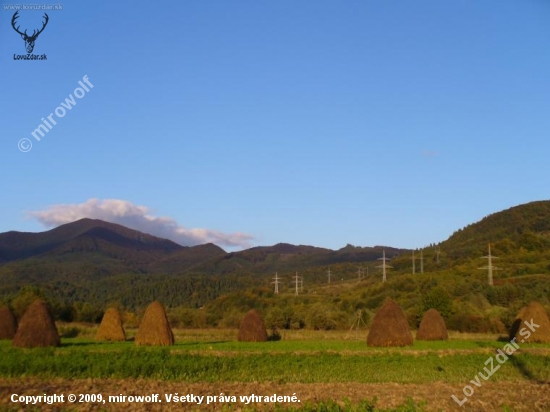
[29,198,254,249]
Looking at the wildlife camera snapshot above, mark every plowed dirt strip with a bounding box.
[1,379,549,411]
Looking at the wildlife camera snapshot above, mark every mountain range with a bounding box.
[3,200,550,276]
[1,200,550,311]
[0,218,404,280]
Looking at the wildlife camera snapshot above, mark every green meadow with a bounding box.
[1,331,549,384]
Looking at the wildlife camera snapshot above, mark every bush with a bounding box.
[290,305,307,330]
[267,328,281,341]
[58,325,80,338]
[264,307,288,330]
[218,309,245,329]
[306,303,343,330]
[74,302,103,323]
[420,287,451,319]
[167,307,208,328]
[447,313,505,333]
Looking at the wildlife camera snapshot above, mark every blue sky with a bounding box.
[1,0,549,250]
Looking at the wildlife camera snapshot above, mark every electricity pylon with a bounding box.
[479,243,500,286]
[377,250,392,282]
[292,272,302,295]
[272,272,280,294]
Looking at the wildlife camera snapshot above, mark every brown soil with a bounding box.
[1,378,549,411]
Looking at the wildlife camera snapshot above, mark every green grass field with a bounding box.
[1,328,549,411]
[1,340,549,384]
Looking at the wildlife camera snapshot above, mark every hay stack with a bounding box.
[0,306,17,340]
[238,309,268,342]
[367,298,413,347]
[12,299,60,348]
[135,301,174,346]
[509,302,550,343]
[416,308,448,340]
[96,308,126,342]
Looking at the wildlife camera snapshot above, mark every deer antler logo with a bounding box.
[11,11,49,54]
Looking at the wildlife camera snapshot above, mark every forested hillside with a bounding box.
[1,201,550,332]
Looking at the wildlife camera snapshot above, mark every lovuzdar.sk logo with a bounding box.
[11,11,49,60]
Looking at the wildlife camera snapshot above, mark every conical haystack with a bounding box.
[135,301,174,346]
[367,298,413,347]
[12,299,60,348]
[238,309,268,342]
[416,308,448,340]
[509,302,550,343]
[0,306,18,340]
[96,308,126,342]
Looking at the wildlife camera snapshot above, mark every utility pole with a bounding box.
[377,250,392,282]
[327,268,332,284]
[435,246,441,264]
[357,266,363,281]
[293,272,302,296]
[420,249,424,274]
[412,250,416,274]
[272,272,280,294]
[479,243,500,286]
